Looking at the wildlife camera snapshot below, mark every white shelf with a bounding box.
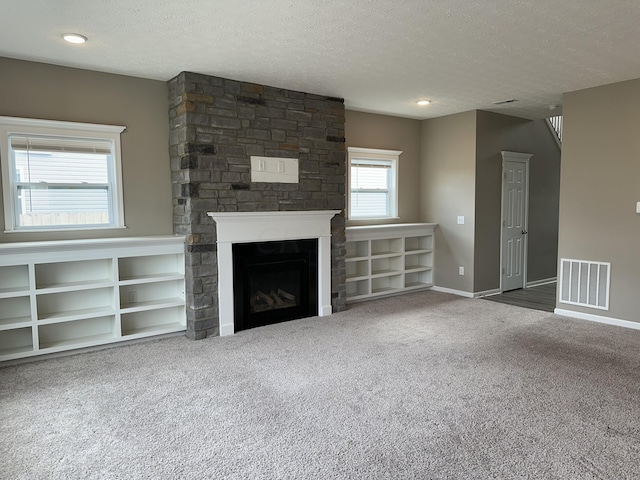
[120,298,185,313]
[40,333,117,352]
[371,286,403,295]
[0,344,35,360]
[405,282,432,289]
[36,279,115,294]
[345,223,437,303]
[370,250,401,257]
[405,267,433,274]
[121,306,186,337]
[37,306,117,324]
[0,317,32,331]
[122,322,186,338]
[119,273,184,286]
[0,236,186,361]
[0,286,30,298]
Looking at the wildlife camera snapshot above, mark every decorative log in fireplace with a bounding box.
[232,239,318,332]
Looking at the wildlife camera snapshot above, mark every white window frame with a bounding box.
[0,116,126,232]
[347,147,401,220]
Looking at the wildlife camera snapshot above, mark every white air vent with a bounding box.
[559,259,610,310]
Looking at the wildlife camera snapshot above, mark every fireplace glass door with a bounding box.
[233,239,318,332]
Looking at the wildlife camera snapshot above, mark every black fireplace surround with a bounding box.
[232,239,318,332]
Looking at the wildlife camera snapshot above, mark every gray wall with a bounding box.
[0,57,172,243]
[559,78,640,323]
[475,111,560,292]
[345,110,422,225]
[417,110,560,295]
[420,111,477,292]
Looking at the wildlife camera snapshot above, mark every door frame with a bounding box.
[500,151,532,292]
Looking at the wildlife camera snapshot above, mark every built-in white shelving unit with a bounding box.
[0,236,185,361]
[345,223,437,302]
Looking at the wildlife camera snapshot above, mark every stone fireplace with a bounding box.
[168,72,347,339]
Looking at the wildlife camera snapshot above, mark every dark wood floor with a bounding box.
[482,282,557,312]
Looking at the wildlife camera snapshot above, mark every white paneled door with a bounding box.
[501,152,531,292]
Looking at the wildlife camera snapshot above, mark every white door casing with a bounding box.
[500,151,532,292]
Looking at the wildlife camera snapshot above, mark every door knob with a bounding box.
[521,230,528,235]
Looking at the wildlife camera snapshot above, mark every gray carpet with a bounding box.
[2,291,640,479]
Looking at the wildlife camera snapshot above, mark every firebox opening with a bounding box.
[233,239,318,332]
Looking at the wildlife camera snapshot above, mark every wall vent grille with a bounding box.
[559,258,610,310]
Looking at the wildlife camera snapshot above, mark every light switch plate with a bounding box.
[636,201,640,214]
[457,216,465,225]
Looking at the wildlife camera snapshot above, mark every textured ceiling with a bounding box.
[1,0,640,120]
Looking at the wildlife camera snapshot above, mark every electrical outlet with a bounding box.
[459,266,464,276]
[128,291,137,304]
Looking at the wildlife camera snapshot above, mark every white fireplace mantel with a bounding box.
[207,210,340,336]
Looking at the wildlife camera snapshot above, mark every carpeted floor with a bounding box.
[2,290,640,479]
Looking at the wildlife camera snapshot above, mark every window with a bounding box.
[348,147,401,220]
[0,116,126,232]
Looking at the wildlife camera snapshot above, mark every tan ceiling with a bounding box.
[1,0,639,120]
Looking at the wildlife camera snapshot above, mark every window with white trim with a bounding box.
[0,116,126,232]
[348,147,401,220]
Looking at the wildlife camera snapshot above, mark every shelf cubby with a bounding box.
[119,280,185,310]
[345,240,369,259]
[371,255,403,276]
[371,238,402,256]
[405,270,433,289]
[121,306,186,337]
[0,265,29,296]
[371,274,403,295]
[346,279,370,299]
[405,235,432,252]
[38,316,116,351]
[405,252,433,270]
[118,254,184,282]
[35,259,113,290]
[0,327,33,358]
[0,297,32,329]
[37,287,115,322]
[346,259,369,279]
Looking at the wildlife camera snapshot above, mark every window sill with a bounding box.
[5,225,128,234]
[348,216,400,222]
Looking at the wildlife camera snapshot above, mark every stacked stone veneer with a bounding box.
[168,72,347,339]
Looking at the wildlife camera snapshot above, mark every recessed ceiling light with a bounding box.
[417,100,431,106]
[63,33,87,44]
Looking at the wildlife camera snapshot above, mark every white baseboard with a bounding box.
[554,308,640,331]
[474,288,501,298]
[432,286,474,298]
[527,277,557,288]
[432,286,502,298]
